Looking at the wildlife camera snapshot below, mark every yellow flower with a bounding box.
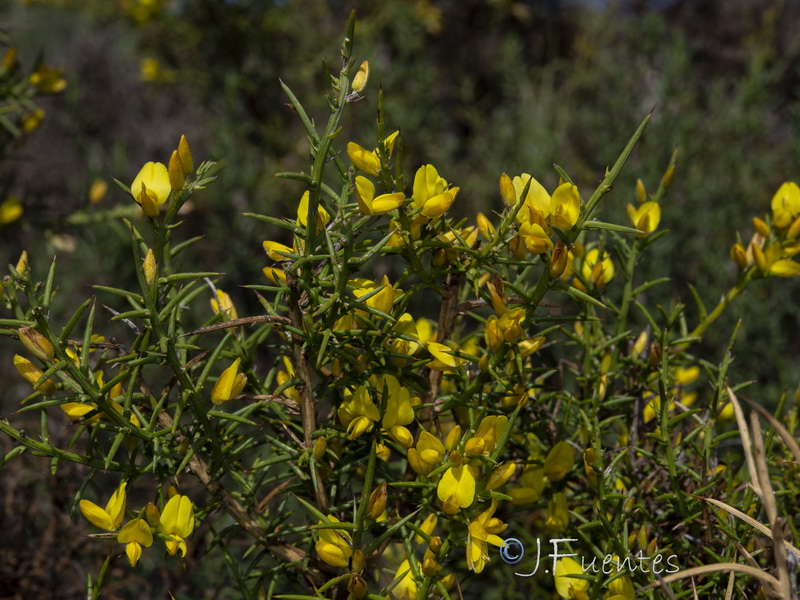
[626,201,661,235]
[412,164,459,218]
[13,354,56,396]
[315,515,353,568]
[771,181,800,229]
[355,176,405,215]
[0,196,22,225]
[338,384,380,440]
[263,240,295,262]
[80,482,127,532]
[518,221,553,254]
[497,307,526,343]
[545,491,570,532]
[544,441,575,482]
[377,374,416,447]
[509,465,546,505]
[210,289,238,321]
[390,559,418,600]
[485,462,517,491]
[347,131,400,175]
[581,248,615,289]
[427,341,468,372]
[513,174,551,223]
[752,241,800,277]
[605,570,635,600]
[131,162,171,217]
[386,313,423,358]
[408,430,445,476]
[211,358,247,404]
[143,249,157,286]
[555,557,590,600]
[437,464,477,514]
[156,493,195,557]
[296,190,331,230]
[466,501,507,573]
[464,415,507,457]
[550,182,581,231]
[351,275,400,315]
[117,518,153,567]
[352,60,369,92]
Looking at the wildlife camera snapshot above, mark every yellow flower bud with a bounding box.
[88,178,108,204]
[351,549,366,572]
[168,150,184,191]
[476,212,496,241]
[549,241,569,279]
[415,514,438,543]
[348,572,366,598]
[313,437,327,461]
[211,358,247,404]
[19,326,54,361]
[143,249,157,286]
[635,178,646,203]
[583,448,598,486]
[15,250,29,275]
[367,482,388,520]
[178,135,193,174]
[352,60,369,93]
[485,462,517,491]
[499,172,516,207]
[788,216,800,240]
[444,425,461,451]
[752,217,770,238]
[661,164,676,190]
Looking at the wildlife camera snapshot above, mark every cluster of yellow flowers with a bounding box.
[80,482,195,567]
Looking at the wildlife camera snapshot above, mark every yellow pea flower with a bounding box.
[437,464,477,514]
[466,501,507,573]
[486,462,517,491]
[427,341,468,372]
[555,557,590,600]
[513,174,551,223]
[581,248,615,289]
[157,493,195,557]
[386,313,422,358]
[210,289,238,321]
[518,221,553,254]
[276,356,300,402]
[352,60,370,92]
[13,354,56,396]
[351,275,400,315]
[464,415,507,457]
[408,430,445,476]
[378,374,415,447]
[131,162,171,217]
[117,518,153,567]
[544,441,575,482]
[771,181,800,229]
[497,307,526,343]
[338,385,381,440]
[605,570,635,600]
[296,190,331,230]
[390,558,418,600]
[263,240,295,261]
[347,131,400,175]
[545,491,570,532]
[315,515,353,568]
[752,241,800,277]
[626,201,661,236]
[211,358,247,404]
[550,182,581,231]
[80,482,127,532]
[355,176,405,215]
[412,164,459,218]
[415,513,439,544]
[262,266,287,285]
[509,465,547,505]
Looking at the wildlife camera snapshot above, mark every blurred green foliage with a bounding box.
[2,0,799,395]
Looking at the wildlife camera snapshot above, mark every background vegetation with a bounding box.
[2,0,799,598]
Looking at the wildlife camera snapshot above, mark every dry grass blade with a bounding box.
[694,497,800,561]
[181,315,291,337]
[740,394,800,464]
[727,384,762,496]
[657,563,780,590]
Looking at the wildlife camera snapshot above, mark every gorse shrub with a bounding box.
[3,12,800,600]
